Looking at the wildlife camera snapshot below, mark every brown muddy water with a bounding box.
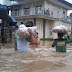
[0,40,72,72]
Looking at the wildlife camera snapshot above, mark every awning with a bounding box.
[9,15,17,26]
[0,4,9,20]
[0,4,17,26]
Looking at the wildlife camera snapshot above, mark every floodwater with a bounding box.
[0,40,72,72]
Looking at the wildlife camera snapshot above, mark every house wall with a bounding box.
[62,22,71,35]
[16,18,34,25]
[52,21,60,39]
[36,18,43,38]
[16,18,43,38]
[25,18,34,23]
[12,0,72,39]
[45,0,67,19]
[25,18,43,38]
[45,20,54,38]
[12,0,67,20]
[16,18,71,39]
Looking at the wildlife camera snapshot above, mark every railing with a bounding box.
[12,9,46,17]
[12,9,67,21]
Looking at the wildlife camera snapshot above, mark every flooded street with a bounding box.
[0,40,72,72]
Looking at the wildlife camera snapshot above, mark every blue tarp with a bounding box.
[0,4,17,26]
[9,15,17,26]
[0,4,8,20]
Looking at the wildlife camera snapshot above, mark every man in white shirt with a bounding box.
[14,22,36,52]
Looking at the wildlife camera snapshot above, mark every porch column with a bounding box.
[34,18,36,26]
[43,19,46,38]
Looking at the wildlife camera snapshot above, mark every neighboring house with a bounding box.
[11,0,72,39]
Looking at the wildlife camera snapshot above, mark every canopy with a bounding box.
[0,4,8,20]
[9,15,17,26]
[0,4,17,26]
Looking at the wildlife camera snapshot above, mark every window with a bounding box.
[24,8,30,15]
[35,6,42,14]
[14,10,19,16]
[15,11,18,16]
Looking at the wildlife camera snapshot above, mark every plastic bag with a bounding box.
[17,25,37,39]
[27,26,37,33]
[17,28,30,39]
[51,25,68,34]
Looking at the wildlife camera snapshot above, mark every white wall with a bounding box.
[16,18,43,38]
[45,0,67,19]
[45,20,54,38]
[36,18,43,38]
[62,22,71,35]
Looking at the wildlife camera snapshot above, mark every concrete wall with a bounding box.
[36,18,43,38]
[25,18,34,23]
[45,20,54,38]
[44,0,67,19]
[16,18,34,26]
[62,21,71,35]
[15,18,72,39]
[12,0,67,20]
[16,18,43,38]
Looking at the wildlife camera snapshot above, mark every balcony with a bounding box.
[12,9,67,21]
[12,9,51,18]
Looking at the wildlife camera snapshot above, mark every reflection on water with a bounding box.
[0,40,72,72]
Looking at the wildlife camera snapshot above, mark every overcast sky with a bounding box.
[0,0,3,4]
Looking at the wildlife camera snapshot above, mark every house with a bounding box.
[10,0,72,39]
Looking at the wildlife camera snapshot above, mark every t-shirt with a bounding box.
[15,37,17,45]
[15,37,31,52]
[52,36,71,52]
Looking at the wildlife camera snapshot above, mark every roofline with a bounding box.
[13,15,72,23]
[9,0,72,7]
[46,0,72,10]
[13,15,56,20]
[58,0,72,7]
[9,0,72,9]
